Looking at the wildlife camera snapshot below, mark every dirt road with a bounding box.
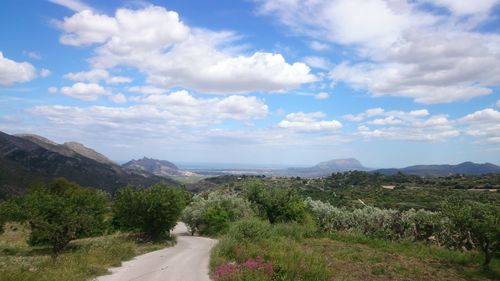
[95,223,216,281]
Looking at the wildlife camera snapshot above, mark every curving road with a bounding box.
[94,223,216,281]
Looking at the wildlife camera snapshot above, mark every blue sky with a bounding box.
[0,0,499,168]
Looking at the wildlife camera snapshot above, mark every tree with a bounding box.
[9,178,108,255]
[246,183,306,224]
[181,191,253,235]
[113,184,189,240]
[443,201,500,267]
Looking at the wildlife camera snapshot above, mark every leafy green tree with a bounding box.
[8,178,108,254]
[181,191,253,235]
[443,201,500,266]
[246,183,306,224]
[113,184,189,240]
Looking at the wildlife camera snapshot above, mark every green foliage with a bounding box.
[8,178,108,254]
[113,184,189,240]
[245,183,306,224]
[0,222,172,281]
[226,218,272,243]
[443,201,500,266]
[181,191,254,235]
[305,197,447,242]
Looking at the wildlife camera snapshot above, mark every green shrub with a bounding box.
[181,191,254,235]
[226,218,272,243]
[113,184,189,240]
[443,201,500,266]
[246,183,306,224]
[305,198,447,242]
[2,178,108,255]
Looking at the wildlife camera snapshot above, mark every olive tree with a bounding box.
[443,201,500,267]
[8,178,108,255]
[181,191,253,235]
[113,184,189,240]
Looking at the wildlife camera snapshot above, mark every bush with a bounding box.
[7,178,108,254]
[246,183,306,224]
[226,218,272,243]
[305,197,446,242]
[443,201,500,266]
[113,184,189,240]
[182,191,254,235]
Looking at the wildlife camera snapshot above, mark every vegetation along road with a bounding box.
[95,223,216,281]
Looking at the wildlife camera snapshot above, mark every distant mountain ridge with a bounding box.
[0,131,176,199]
[374,161,500,176]
[280,158,370,177]
[123,157,199,177]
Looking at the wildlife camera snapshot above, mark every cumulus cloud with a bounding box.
[278,112,342,132]
[60,82,110,101]
[0,52,37,86]
[57,6,315,94]
[27,91,268,134]
[460,108,500,143]
[255,0,500,104]
[108,93,127,104]
[128,85,167,95]
[344,108,456,141]
[64,69,132,84]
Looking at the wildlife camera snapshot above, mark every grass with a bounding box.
[0,222,173,281]
[210,219,499,281]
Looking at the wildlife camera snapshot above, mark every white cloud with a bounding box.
[496,100,500,107]
[40,68,51,78]
[64,69,109,82]
[128,85,167,95]
[368,116,402,125]
[460,108,500,143]
[58,6,315,94]
[344,107,385,121]
[256,0,500,104]
[0,52,37,86]
[27,91,268,134]
[421,0,500,16]
[48,0,93,12]
[314,92,330,100]
[108,93,127,104]
[278,112,342,132]
[64,68,132,84]
[303,56,331,70]
[106,76,132,84]
[345,107,456,141]
[309,41,329,51]
[60,82,110,101]
[59,10,118,46]
[257,0,434,48]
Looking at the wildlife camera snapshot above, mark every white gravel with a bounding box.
[94,223,216,281]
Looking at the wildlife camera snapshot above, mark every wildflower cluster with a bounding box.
[213,256,273,281]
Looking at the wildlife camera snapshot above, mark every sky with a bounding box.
[0,0,499,168]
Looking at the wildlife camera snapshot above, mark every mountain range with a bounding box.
[374,162,500,176]
[1,130,499,198]
[0,131,175,199]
